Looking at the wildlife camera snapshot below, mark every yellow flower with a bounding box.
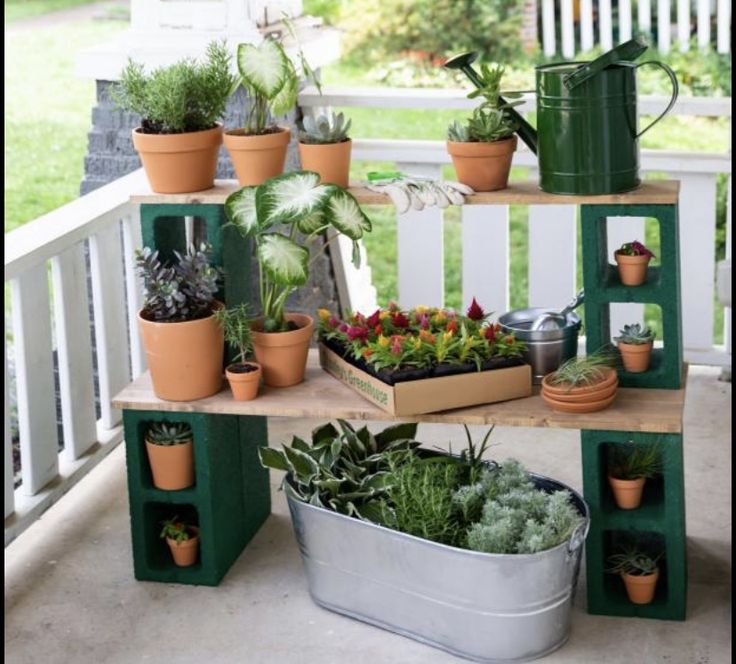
[317,308,331,321]
[442,331,454,343]
[433,311,447,324]
[379,311,391,320]
[413,338,422,350]
[414,305,430,315]
[378,334,390,348]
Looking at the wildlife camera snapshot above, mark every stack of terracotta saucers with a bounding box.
[541,366,618,413]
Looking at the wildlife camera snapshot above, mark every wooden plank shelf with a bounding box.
[113,350,687,434]
[130,179,681,207]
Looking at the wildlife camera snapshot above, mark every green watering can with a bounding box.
[445,39,679,195]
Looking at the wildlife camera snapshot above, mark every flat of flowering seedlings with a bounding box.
[317,300,532,415]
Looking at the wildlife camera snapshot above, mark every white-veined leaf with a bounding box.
[256,171,333,227]
[237,40,287,99]
[224,187,259,236]
[271,64,298,117]
[297,209,328,235]
[257,233,310,286]
[324,188,372,240]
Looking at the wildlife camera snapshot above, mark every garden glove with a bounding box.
[365,172,474,214]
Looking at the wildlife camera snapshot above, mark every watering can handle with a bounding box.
[634,61,679,139]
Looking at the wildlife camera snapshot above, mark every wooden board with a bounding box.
[112,350,687,433]
[130,180,680,207]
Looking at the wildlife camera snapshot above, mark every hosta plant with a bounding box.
[146,422,192,446]
[615,323,655,345]
[225,171,371,332]
[616,240,656,258]
[299,111,352,144]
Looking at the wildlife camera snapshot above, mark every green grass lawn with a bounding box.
[4,0,100,23]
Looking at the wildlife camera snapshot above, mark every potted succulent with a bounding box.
[607,442,662,510]
[614,240,656,286]
[606,544,662,605]
[160,516,200,567]
[112,41,236,193]
[297,111,353,188]
[225,170,371,387]
[135,243,224,401]
[145,421,195,490]
[214,303,262,401]
[615,323,655,373]
[541,350,619,413]
[446,63,520,192]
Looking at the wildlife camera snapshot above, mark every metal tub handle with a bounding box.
[634,61,679,139]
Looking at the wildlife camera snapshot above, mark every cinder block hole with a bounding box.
[143,502,200,570]
[138,418,197,490]
[603,529,668,604]
[600,441,665,513]
[605,216,661,265]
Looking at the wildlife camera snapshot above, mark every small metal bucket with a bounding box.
[287,470,589,663]
[498,308,581,384]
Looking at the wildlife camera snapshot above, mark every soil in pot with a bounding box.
[298,139,352,188]
[621,569,659,604]
[431,363,475,378]
[618,341,653,373]
[133,124,222,194]
[614,252,651,286]
[145,439,195,490]
[608,476,646,509]
[224,126,290,186]
[166,526,200,567]
[225,362,262,401]
[387,366,430,384]
[251,313,314,387]
[447,135,517,192]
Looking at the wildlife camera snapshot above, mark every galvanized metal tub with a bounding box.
[286,472,589,663]
[498,308,581,385]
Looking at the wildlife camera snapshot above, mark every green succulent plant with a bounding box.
[615,323,655,345]
[606,545,662,576]
[608,442,662,480]
[299,111,352,144]
[146,422,193,446]
[160,516,195,544]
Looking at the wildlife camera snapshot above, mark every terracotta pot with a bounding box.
[542,378,618,403]
[614,252,651,286]
[145,439,195,490]
[541,367,618,401]
[166,526,200,567]
[621,569,659,604]
[298,139,352,188]
[225,362,262,401]
[541,391,617,413]
[223,127,290,186]
[608,475,646,509]
[138,302,224,402]
[618,341,653,373]
[447,135,517,192]
[251,313,314,387]
[132,124,222,194]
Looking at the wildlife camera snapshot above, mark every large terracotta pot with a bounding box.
[145,439,195,490]
[251,313,314,387]
[166,526,200,567]
[618,341,653,373]
[138,302,224,401]
[621,569,659,604]
[614,252,651,286]
[447,135,517,192]
[298,139,352,188]
[608,475,646,509]
[225,362,262,401]
[223,126,290,186]
[132,124,222,194]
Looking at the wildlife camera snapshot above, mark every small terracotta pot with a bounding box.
[132,124,222,194]
[166,526,200,567]
[251,313,314,387]
[223,127,290,186]
[618,341,653,373]
[541,367,618,401]
[298,139,352,188]
[621,569,659,604]
[447,135,517,192]
[608,475,646,509]
[614,252,651,286]
[225,362,262,401]
[138,302,224,402]
[145,439,195,490]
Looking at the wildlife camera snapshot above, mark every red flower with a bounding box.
[446,320,458,333]
[347,325,369,342]
[466,297,486,321]
[630,240,656,258]
[419,314,430,329]
[374,324,383,336]
[504,335,515,345]
[328,316,339,329]
[338,323,349,333]
[366,309,381,328]
[391,312,410,328]
[484,326,496,341]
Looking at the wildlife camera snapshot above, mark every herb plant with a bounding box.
[606,545,662,576]
[615,323,655,345]
[113,41,236,134]
[160,517,195,544]
[146,422,193,446]
[299,111,352,144]
[608,442,662,480]
[135,244,222,323]
[214,304,255,364]
[547,350,618,389]
[616,240,656,258]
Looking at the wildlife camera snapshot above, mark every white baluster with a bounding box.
[4,346,14,518]
[658,0,672,53]
[639,0,652,33]
[542,0,556,56]
[696,0,711,48]
[580,0,595,51]
[717,0,731,53]
[328,229,378,317]
[677,0,691,51]
[599,0,614,50]
[619,0,633,42]
[122,210,147,377]
[561,0,575,57]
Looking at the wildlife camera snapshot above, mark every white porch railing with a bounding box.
[4,171,147,546]
[300,86,732,368]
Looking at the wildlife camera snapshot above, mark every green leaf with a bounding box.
[312,422,339,444]
[356,426,377,454]
[237,39,287,99]
[256,171,333,228]
[296,209,328,235]
[282,480,306,502]
[313,477,346,495]
[351,240,361,269]
[354,501,392,524]
[258,447,290,471]
[375,423,419,447]
[271,65,298,116]
[323,188,372,240]
[309,491,326,507]
[290,436,311,453]
[224,187,259,236]
[283,445,320,481]
[257,233,309,286]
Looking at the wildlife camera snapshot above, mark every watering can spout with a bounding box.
[443,51,538,155]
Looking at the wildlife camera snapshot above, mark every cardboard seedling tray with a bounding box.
[318,343,532,416]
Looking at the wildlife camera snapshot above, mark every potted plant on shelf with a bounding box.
[224,170,371,387]
[615,323,655,373]
[214,303,262,401]
[446,63,520,192]
[614,240,656,286]
[606,544,662,605]
[607,442,662,510]
[297,111,353,188]
[112,41,236,193]
[160,516,200,567]
[541,350,619,413]
[135,243,224,401]
[145,421,195,490]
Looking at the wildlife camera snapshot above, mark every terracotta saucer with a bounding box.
[541,380,618,403]
[541,391,617,413]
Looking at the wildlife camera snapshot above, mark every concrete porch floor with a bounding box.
[5,366,732,664]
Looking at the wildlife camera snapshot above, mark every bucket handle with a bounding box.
[566,519,590,557]
[634,61,679,139]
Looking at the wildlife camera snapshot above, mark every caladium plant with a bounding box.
[225,170,371,332]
